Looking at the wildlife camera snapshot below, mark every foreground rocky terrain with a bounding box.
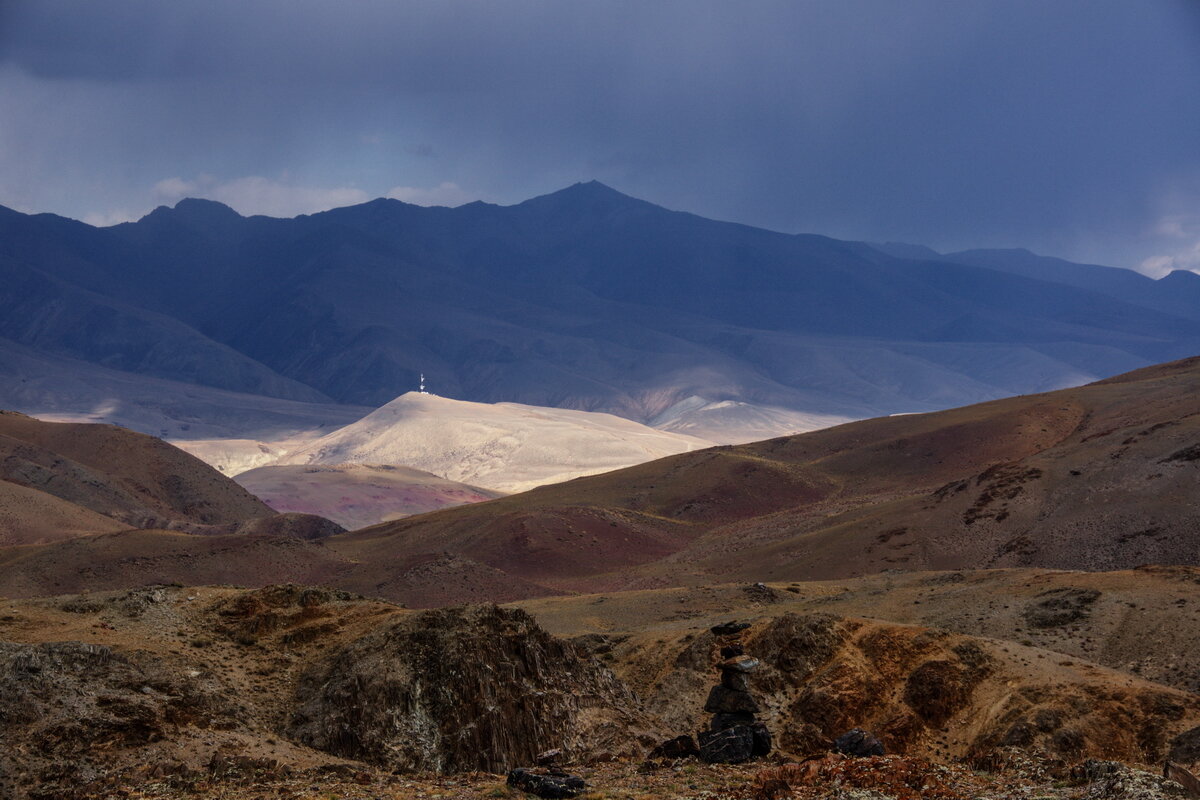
[1,579,1200,798]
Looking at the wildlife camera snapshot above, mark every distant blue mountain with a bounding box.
[0,183,1196,420]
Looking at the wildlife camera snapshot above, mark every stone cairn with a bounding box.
[697,621,772,763]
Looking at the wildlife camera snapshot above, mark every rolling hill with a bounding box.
[1,356,1198,606]
[233,463,504,529]
[271,391,714,492]
[0,410,342,545]
[332,354,1200,591]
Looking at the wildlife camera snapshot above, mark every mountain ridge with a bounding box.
[2,185,1198,431]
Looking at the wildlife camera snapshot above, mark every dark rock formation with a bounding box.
[698,722,772,762]
[834,728,885,757]
[705,685,760,714]
[507,768,587,799]
[698,620,772,763]
[288,605,650,772]
[711,711,757,731]
[699,726,756,764]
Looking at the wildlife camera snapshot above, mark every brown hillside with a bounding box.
[339,354,1200,589]
[0,528,558,607]
[0,480,125,545]
[0,410,273,529]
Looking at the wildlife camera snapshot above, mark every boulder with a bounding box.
[699,726,756,764]
[720,644,745,659]
[834,728,885,757]
[507,768,587,799]
[711,711,757,731]
[720,670,751,691]
[711,621,751,637]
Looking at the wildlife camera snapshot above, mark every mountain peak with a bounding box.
[519,180,644,211]
[173,197,242,219]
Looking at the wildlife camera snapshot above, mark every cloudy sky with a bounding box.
[2,1,1199,274]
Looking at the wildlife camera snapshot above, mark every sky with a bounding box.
[2,1,1200,275]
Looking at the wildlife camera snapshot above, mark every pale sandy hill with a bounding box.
[172,435,317,476]
[234,463,503,530]
[649,395,854,444]
[274,392,714,492]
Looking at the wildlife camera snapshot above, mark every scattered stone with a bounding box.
[834,729,885,757]
[711,621,751,637]
[649,734,698,760]
[507,767,587,799]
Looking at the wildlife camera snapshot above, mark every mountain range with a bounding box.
[4,182,1200,440]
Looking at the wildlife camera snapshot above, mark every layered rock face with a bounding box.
[288,605,652,772]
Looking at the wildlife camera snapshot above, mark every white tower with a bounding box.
[419,373,427,394]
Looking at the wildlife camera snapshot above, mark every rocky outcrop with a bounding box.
[618,612,1200,765]
[287,605,652,772]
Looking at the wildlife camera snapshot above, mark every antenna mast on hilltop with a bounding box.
[419,373,427,394]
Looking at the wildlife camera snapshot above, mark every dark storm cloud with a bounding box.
[2,1,1200,270]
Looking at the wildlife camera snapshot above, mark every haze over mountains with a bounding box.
[3,182,1199,447]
